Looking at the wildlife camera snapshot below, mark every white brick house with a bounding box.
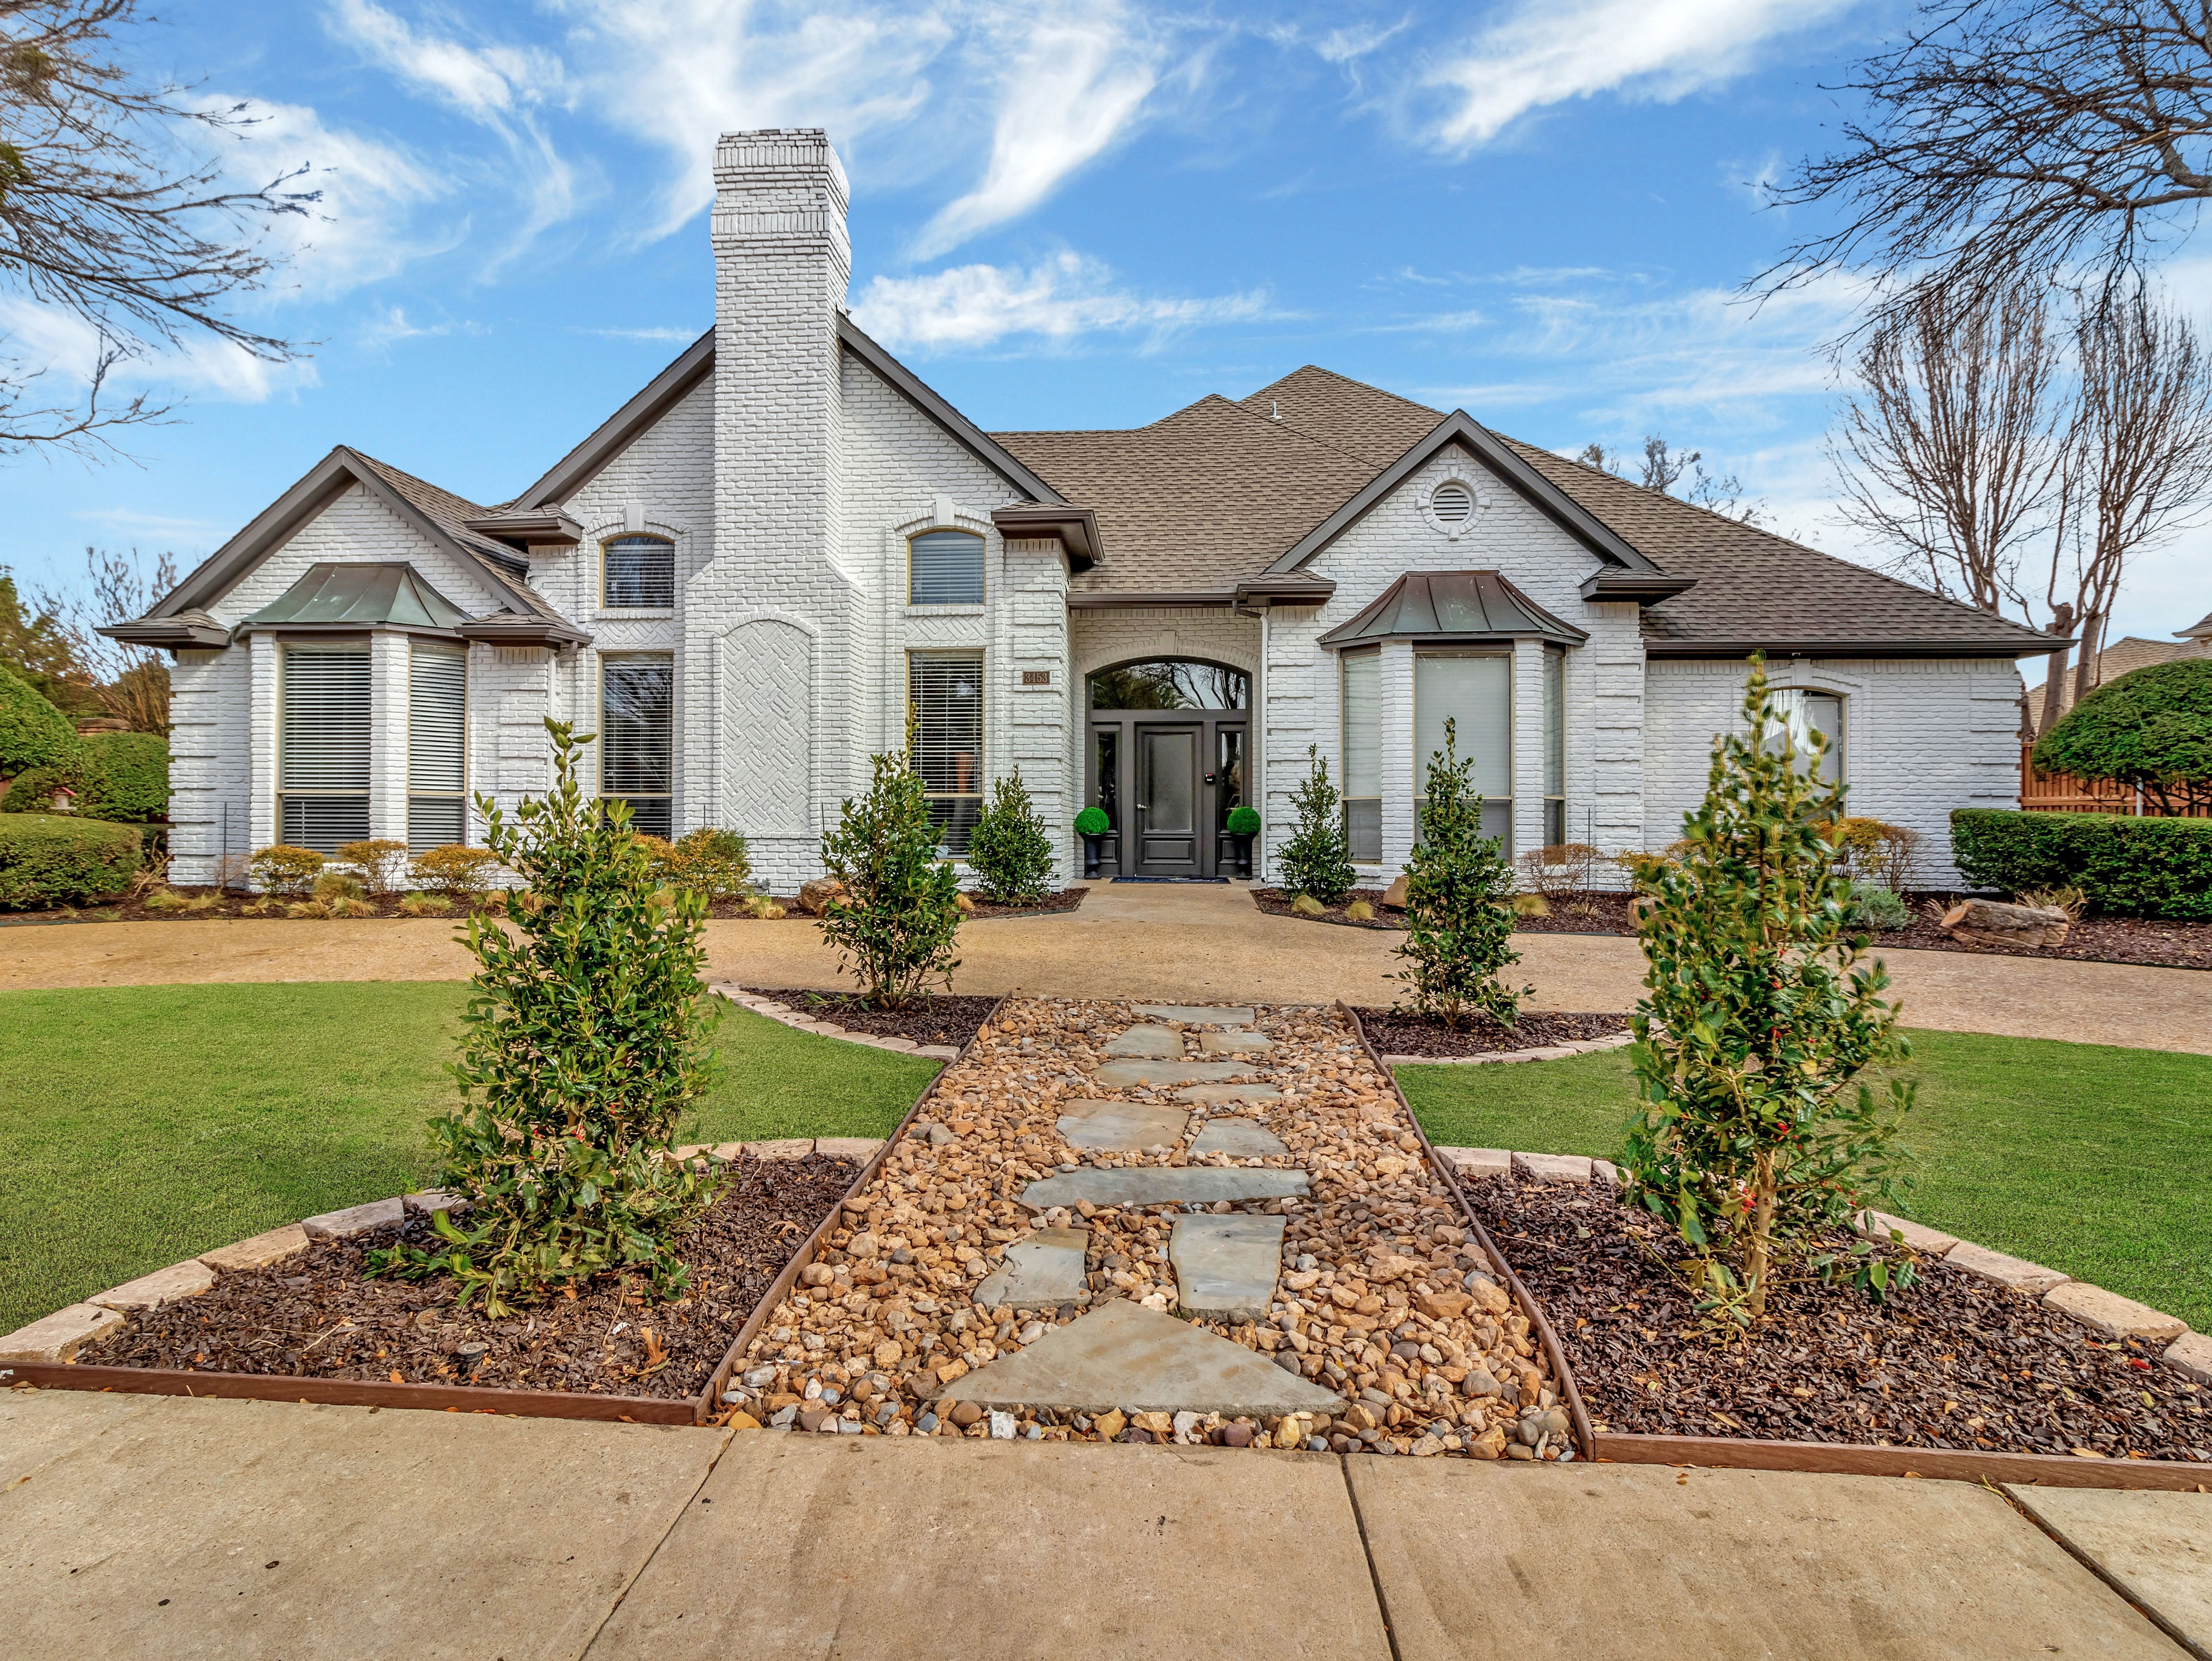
[113,128,2062,893]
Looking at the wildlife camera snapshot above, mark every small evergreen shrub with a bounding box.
[1950,809,2212,919]
[2034,658,2212,815]
[670,827,753,901]
[1225,805,1261,837]
[1392,719,1529,1029]
[369,720,723,1314]
[1623,661,1917,1327]
[0,765,79,815]
[248,845,325,896]
[818,752,963,1006]
[336,839,411,896]
[1074,805,1109,837]
[1278,745,1355,905]
[0,664,83,777]
[966,768,1057,904]
[81,732,169,822]
[410,843,501,898]
[1845,878,1912,931]
[0,814,141,909]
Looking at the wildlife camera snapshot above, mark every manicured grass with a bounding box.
[0,983,940,1331]
[1398,1031,2212,1331]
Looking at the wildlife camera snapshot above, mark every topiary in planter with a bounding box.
[967,768,1056,904]
[1074,805,1109,837]
[1225,805,1261,837]
[0,813,141,909]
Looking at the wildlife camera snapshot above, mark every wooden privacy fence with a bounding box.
[2019,745,2212,817]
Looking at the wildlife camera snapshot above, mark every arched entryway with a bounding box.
[1084,658,1249,878]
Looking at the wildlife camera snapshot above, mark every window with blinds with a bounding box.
[1415,650,1513,848]
[279,644,371,851]
[909,651,983,854]
[909,530,985,605]
[601,656,673,837]
[1340,648,1381,863]
[602,536,675,609]
[1543,646,1566,846]
[408,644,467,851]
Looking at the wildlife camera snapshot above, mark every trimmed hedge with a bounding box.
[83,731,169,822]
[0,663,83,777]
[0,814,143,910]
[1950,809,2212,920]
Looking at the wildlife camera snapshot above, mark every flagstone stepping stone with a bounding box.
[1091,1059,1251,1088]
[1197,1030,1274,1055]
[1170,1214,1287,1319]
[1134,1005,1255,1026]
[1021,1166,1308,1211]
[937,1297,1339,1417]
[1177,1082,1282,1103]
[1057,1100,1191,1152]
[1190,1117,1288,1158]
[972,1227,1091,1309]
[1102,1025,1184,1058]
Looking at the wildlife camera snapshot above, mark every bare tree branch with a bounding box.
[35,542,176,730]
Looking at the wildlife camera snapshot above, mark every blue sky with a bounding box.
[5,0,2204,659]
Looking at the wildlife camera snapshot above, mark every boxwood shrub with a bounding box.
[0,663,84,776]
[83,731,170,822]
[1950,809,2212,919]
[0,814,143,910]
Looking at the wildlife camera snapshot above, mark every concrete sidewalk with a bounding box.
[5,1388,2202,1660]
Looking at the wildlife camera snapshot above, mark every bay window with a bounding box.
[1414,650,1512,846]
[278,644,371,851]
[1340,647,1381,863]
[601,656,674,837]
[408,643,468,850]
[1543,645,1566,846]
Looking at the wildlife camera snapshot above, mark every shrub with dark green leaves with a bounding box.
[0,663,84,778]
[81,731,168,822]
[1225,804,1261,837]
[966,768,1056,903]
[671,827,754,901]
[1950,808,2212,919]
[1624,661,1917,1328]
[1392,719,1529,1029]
[2034,658,2212,815]
[1277,745,1355,905]
[370,719,722,1314]
[819,752,963,1005]
[0,813,142,909]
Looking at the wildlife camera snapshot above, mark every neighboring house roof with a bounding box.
[1317,570,1588,647]
[2180,609,2212,641]
[238,562,472,632]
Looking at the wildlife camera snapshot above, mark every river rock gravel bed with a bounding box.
[1472,1174,2211,1461]
[724,998,1566,1459]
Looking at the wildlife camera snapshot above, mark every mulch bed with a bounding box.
[962,888,1087,920]
[1350,1007,1630,1058]
[1251,886,1402,929]
[1470,1175,2210,1462]
[742,988,999,1048]
[3,887,1088,927]
[74,1153,860,1400]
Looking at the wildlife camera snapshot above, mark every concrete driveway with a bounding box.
[2,879,2206,1055]
[4,1388,2202,1661]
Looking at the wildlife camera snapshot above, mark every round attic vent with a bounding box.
[1430,481,1475,524]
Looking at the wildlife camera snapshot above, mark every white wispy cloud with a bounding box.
[851,251,1273,351]
[1421,0,1853,152]
[69,507,230,542]
[0,296,318,404]
[567,325,704,343]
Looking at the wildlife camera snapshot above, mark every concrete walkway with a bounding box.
[3,879,2207,1054]
[4,1388,2202,1659]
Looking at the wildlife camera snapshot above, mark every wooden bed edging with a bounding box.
[5,997,1003,1430]
[1596,1432,2212,1492]
[1336,999,1599,1462]
[693,993,1007,1423]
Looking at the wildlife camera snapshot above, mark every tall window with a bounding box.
[408,644,467,851]
[602,535,675,609]
[1340,648,1381,863]
[279,644,371,851]
[1767,689,1844,785]
[909,651,983,853]
[909,529,985,605]
[1543,646,1566,846]
[601,656,673,837]
[1415,650,1512,846]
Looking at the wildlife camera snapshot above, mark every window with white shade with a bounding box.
[909,650,983,853]
[408,644,467,851]
[1543,645,1566,845]
[279,644,371,851]
[909,529,986,606]
[602,535,674,609]
[1414,650,1512,847]
[1766,689,1844,785]
[601,656,673,837]
[1340,648,1381,863]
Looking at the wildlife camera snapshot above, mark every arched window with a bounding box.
[909,529,985,605]
[602,535,675,609]
[1087,659,1249,710]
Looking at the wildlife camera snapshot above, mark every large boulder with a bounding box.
[796,877,848,916]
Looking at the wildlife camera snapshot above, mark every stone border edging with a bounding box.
[713,986,962,1059]
[1380,1031,1633,1067]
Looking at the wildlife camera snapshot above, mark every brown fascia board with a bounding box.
[511,330,715,510]
[1645,637,2072,660]
[1234,576,1335,606]
[464,509,584,547]
[990,502,1099,570]
[458,612,592,648]
[99,610,231,651]
[1067,590,1238,609]
[834,315,1067,505]
[1581,571,1697,603]
[1266,412,1662,577]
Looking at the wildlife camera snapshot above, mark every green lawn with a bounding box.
[1399,1031,2212,1331]
[0,983,939,1331]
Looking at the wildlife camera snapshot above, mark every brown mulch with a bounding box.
[74,1154,860,1400]
[1251,886,1402,929]
[1470,1175,2211,1461]
[1349,1007,1630,1058]
[962,888,1088,920]
[742,988,999,1047]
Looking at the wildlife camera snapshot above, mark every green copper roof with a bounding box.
[1317,569,1587,647]
[240,562,472,630]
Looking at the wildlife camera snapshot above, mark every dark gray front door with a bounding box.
[1135,726,1201,876]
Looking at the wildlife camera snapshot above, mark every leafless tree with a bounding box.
[36,544,176,730]
[1575,436,1767,524]
[1760,1,2212,327]
[0,0,317,459]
